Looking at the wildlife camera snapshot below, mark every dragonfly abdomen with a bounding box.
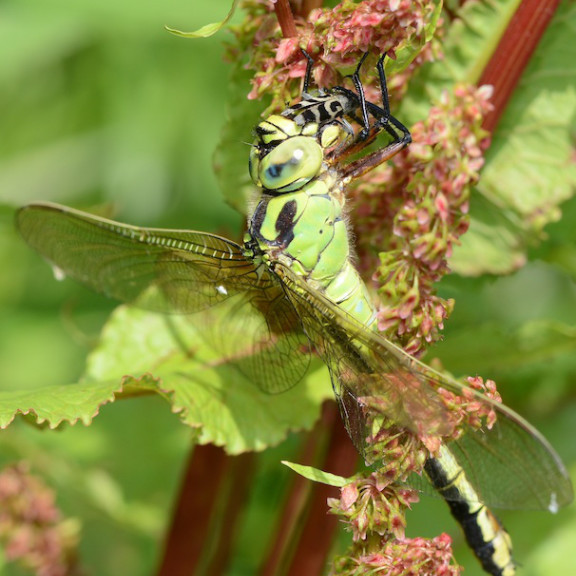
[425,447,515,576]
[322,261,376,327]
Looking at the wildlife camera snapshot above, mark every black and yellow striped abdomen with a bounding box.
[425,446,516,576]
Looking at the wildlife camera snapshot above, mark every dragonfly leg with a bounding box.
[338,53,412,180]
[301,48,315,95]
[349,53,371,141]
[375,54,412,146]
[340,138,409,181]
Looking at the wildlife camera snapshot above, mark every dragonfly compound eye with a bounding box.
[257,136,323,192]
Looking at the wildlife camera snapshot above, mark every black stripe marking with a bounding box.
[317,104,332,122]
[302,109,318,124]
[329,100,344,115]
[249,201,268,239]
[274,200,297,247]
[256,124,276,137]
[425,457,515,576]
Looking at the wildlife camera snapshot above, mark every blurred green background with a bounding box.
[1,1,575,575]
[0,1,245,574]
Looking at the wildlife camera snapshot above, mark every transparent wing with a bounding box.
[17,202,260,312]
[194,286,311,394]
[275,263,573,511]
[16,202,310,393]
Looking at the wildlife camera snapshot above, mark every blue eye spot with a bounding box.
[266,164,283,179]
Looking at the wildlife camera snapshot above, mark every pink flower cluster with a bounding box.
[357,370,502,462]
[360,413,429,479]
[445,375,502,432]
[328,472,419,541]
[353,84,493,356]
[0,464,79,576]
[330,533,460,576]
[311,0,431,59]
[230,0,441,113]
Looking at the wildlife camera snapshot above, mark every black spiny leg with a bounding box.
[340,53,412,181]
[375,54,412,146]
[301,48,315,95]
[297,50,412,180]
[349,52,371,141]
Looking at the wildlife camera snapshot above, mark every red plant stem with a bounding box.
[275,0,298,38]
[302,0,324,19]
[156,444,230,576]
[260,402,335,576]
[206,452,256,576]
[479,0,561,133]
[285,402,359,576]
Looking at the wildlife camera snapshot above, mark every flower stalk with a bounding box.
[226,2,508,575]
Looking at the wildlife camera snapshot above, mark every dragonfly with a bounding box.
[16,52,573,576]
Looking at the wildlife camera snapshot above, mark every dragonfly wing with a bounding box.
[275,263,573,510]
[196,283,312,394]
[16,202,259,312]
[442,408,573,510]
[16,202,310,393]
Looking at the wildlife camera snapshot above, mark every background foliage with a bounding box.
[1,1,575,575]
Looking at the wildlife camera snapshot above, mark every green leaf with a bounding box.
[1,305,332,453]
[87,305,333,454]
[402,0,521,119]
[448,193,530,276]
[535,195,576,282]
[213,54,264,213]
[452,2,576,275]
[282,460,351,487]
[403,0,576,276]
[435,318,576,376]
[165,0,239,38]
[0,379,125,429]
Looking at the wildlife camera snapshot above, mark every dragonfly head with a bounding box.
[250,114,326,193]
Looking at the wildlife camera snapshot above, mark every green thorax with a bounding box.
[244,104,376,328]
